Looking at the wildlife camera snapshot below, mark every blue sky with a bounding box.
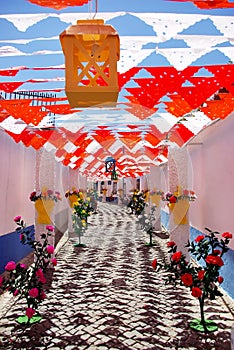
[0,0,233,97]
[0,0,233,15]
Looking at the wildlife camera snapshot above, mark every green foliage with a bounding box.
[127,190,147,216]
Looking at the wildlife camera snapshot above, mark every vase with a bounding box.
[150,194,161,206]
[68,194,78,208]
[168,199,189,225]
[35,198,54,224]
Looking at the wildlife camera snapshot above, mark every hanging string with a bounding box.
[93,0,98,19]
[88,0,92,19]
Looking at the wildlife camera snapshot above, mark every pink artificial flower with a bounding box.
[5,261,16,271]
[47,190,53,196]
[222,232,232,239]
[36,269,47,284]
[20,233,24,241]
[195,235,205,243]
[47,245,54,254]
[20,264,26,269]
[13,289,19,296]
[40,291,46,300]
[0,276,3,287]
[46,225,54,232]
[51,258,57,266]
[14,216,21,222]
[26,308,35,319]
[28,288,39,298]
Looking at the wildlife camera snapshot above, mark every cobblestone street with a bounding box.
[0,203,233,350]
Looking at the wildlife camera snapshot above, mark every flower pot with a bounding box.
[35,198,54,224]
[168,199,189,225]
[68,194,78,208]
[150,194,161,206]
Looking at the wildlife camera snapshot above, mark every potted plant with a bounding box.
[137,205,157,246]
[0,216,57,325]
[162,187,197,225]
[151,227,232,333]
[72,195,94,247]
[127,189,146,216]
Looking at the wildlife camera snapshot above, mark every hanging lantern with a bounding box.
[111,171,118,181]
[105,156,116,173]
[60,19,120,108]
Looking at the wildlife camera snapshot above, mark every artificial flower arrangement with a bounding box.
[30,187,62,202]
[151,228,232,333]
[0,216,57,325]
[64,188,79,198]
[162,188,197,204]
[127,189,147,216]
[136,204,157,246]
[72,195,94,247]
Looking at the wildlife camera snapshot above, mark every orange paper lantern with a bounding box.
[60,19,120,107]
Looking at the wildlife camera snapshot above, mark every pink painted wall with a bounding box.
[0,132,36,235]
[188,113,234,250]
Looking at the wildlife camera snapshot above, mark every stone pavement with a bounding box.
[0,202,233,350]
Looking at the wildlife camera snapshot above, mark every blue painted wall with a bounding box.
[0,225,34,274]
[161,210,234,299]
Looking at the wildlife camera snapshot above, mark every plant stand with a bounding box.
[189,318,218,333]
[17,314,42,325]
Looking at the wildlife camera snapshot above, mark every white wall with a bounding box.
[188,113,234,250]
[0,132,36,235]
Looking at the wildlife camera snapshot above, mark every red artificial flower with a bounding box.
[217,276,224,284]
[167,241,176,247]
[151,259,157,270]
[197,270,205,281]
[46,245,54,254]
[181,273,193,286]
[26,308,35,319]
[28,288,39,298]
[213,249,221,256]
[14,215,21,222]
[5,261,16,271]
[47,190,53,195]
[206,255,224,267]
[0,276,3,287]
[195,235,205,243]
[183,189,189,196]
[171,251,182,263]
[169,195,177,203]
[191,287,202,298]
[222,232,232,239]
